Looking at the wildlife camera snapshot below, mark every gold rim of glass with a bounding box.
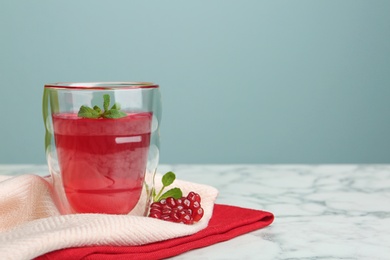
[44,82,159,90]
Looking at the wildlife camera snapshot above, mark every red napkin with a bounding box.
[37,204,274,260]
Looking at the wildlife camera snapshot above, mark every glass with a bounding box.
[42,82,161,215]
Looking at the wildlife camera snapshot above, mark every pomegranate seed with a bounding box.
[183,198,191,208]
[187,191,201,203]
[162,207,172,215]
[166,197,176,207]
[187,192,196,201]
[195,194,201,203]
[193,208,204,222]
[170,210,180,221]
[160,214,171,221]
[150,202,162,209]
[149,212,161,219]
[191,201,200,211]
[149,209,161,216]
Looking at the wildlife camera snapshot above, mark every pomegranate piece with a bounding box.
[148,192,204,224]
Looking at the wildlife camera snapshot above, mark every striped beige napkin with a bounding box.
[0,174,218,260]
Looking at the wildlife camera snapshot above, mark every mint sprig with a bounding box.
[152,171,183,202]
[78,94,127,119]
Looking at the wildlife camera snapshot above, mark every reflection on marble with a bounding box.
[1,164,390,259]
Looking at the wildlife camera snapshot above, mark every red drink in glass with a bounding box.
[52,112,152,214]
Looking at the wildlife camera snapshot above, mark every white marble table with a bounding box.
[1,164,390,259]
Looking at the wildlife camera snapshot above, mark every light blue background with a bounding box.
[1,0,389,164]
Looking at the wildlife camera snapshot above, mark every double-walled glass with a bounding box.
[43,82,161,215]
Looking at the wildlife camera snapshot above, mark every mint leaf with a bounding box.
[153,171,183,202]
[103,94,110,111]
[93,105,102,114]
[78,94,127,119]
[78,105,100,118]
[159,188,183,200]
[104,109,127,119]
[111,102,121,110]
[162,171,176,187]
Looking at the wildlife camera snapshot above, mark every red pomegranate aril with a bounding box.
[181,209,192,216]
[166,197,176,207]
[180,213,193,224]
[150,202,162,209]
[160,214,171,221]
[162,208,171,215]
[191,201,200,210]
[149,209,161,216]
[195,194,201,203]
[187,191,201,203]
[182,198,191,208]
[170,209,180,221]
[149,210,162,218]
[193,208,204,222]
[186,192,195,201]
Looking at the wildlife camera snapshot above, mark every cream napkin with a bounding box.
[0,174,218,260]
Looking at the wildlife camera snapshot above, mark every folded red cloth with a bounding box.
[37,204,274,260]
